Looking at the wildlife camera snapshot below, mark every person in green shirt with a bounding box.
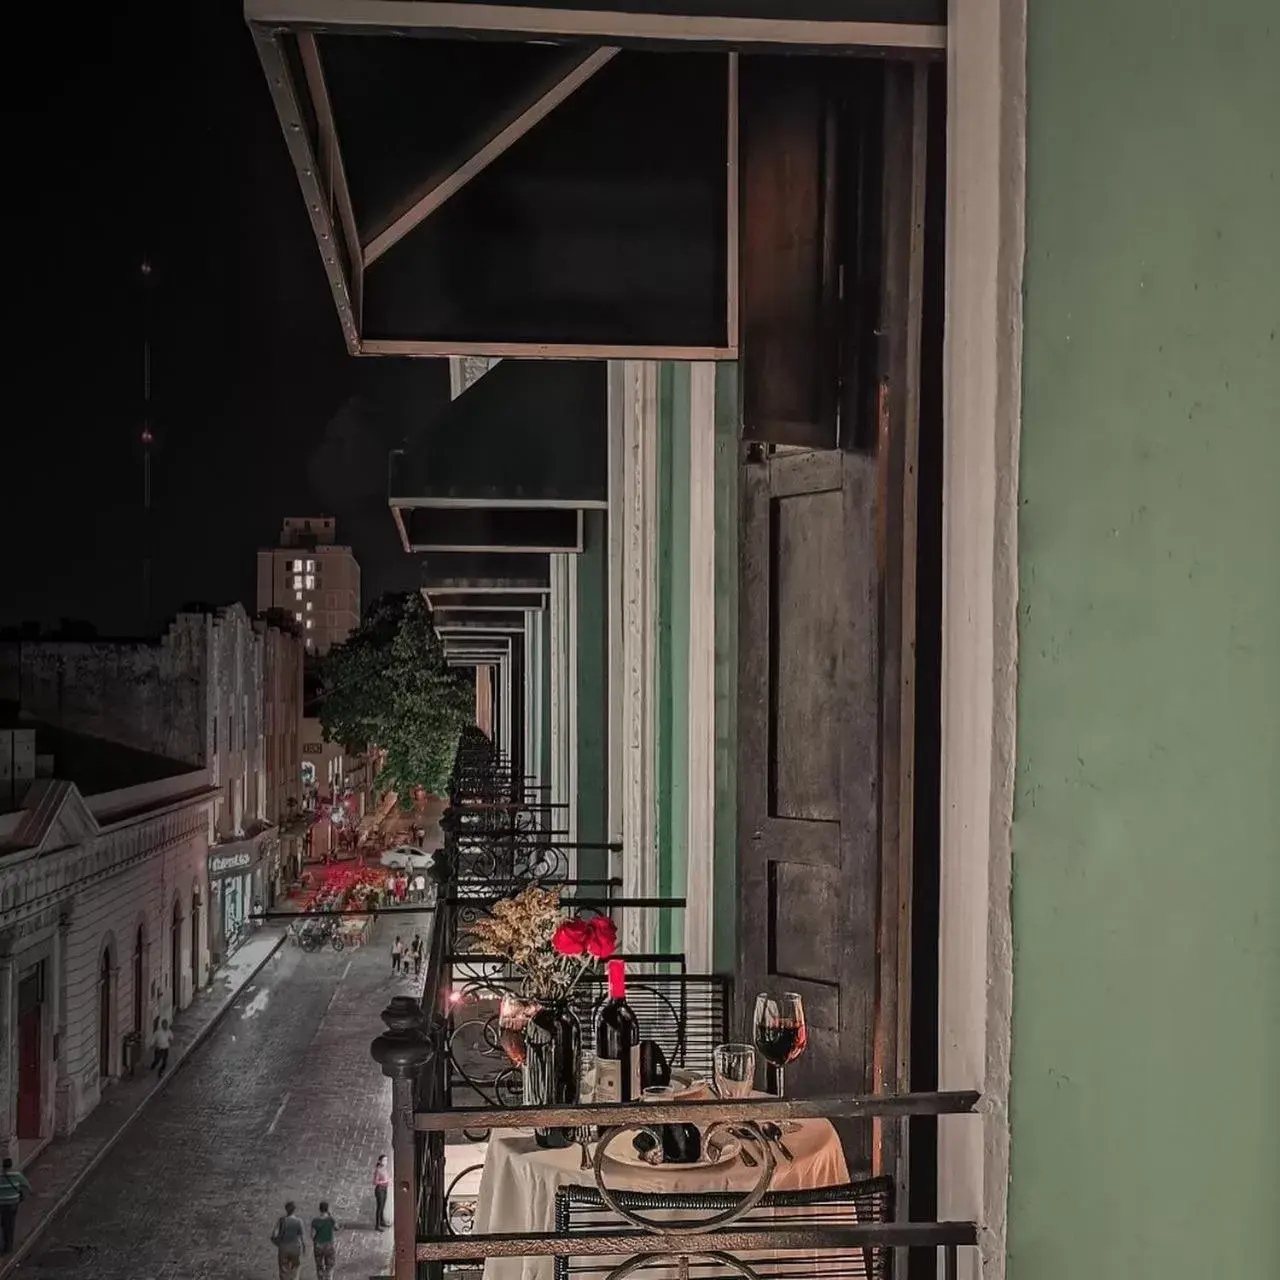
[0,1158,33,1255]
[310,1201,338,1279]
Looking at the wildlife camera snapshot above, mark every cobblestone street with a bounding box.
[13,916,429,1280]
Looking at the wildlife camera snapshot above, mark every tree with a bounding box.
[319,592,474,802]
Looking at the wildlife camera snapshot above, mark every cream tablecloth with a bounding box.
[473,1117,849,1280]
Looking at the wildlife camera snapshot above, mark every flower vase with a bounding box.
[497,993,541,1067]
[522,1001,581,1149]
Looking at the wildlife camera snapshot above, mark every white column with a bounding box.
[610,360,660,954]
[530,615,545,805]
[499,653,512,766]
[684,363,717,973]
[523,612,536,792]
[937,1,1024,1274]
[549,554,579,872]
[549,556,568,862]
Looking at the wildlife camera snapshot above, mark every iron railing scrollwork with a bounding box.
[375,742,981,1280]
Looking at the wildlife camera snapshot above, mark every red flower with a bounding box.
[585,916,618,960]
[552,918,592,956]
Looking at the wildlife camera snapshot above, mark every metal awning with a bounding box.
[421,552,551,594]
[245,1,943,359]
[390,359,606,506]
[433,609,528,630]
[395,507,584,555]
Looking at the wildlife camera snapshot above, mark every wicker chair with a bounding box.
[553,1177,895,1280]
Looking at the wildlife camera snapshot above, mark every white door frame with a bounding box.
[684,362,718,974]
[936,2,1025,1276]
[609,360,660,954]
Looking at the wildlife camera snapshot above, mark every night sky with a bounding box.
[3,1,447,637]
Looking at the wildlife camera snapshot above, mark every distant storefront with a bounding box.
[206,830,276,960]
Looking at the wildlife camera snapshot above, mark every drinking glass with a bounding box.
[712,1043,757,1098]
[752,992,808,1099]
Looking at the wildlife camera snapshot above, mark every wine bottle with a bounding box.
[639,1040,671,1090]
[594,959,641,1103]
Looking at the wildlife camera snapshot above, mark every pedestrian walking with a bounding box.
[0,1157,32,1255]
[391,935,403,975]
[311,1200,338,1278]
[271,1200,306,1279]
[151,1018,173,1077]
[412,933,423,977]
[373,1154,391,1230]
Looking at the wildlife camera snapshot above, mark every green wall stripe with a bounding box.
[576,510,609,882]
[712,362,739,976]
[656,362,691,959]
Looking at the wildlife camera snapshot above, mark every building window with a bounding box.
[292,574,302,590]
[304,574,315,589]
[295,612,302,622]
[306,601,313,612]
[305,619,314,630]
[295,590,302,602]
[305,559,315,572]
[306,638,312,649]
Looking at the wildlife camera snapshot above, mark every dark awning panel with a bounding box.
[389,360,607,506]
[434,606,529,627]
[428,590,546,612]
[421,552,552,592]
[246,2,943,358]
[396,508,583,555]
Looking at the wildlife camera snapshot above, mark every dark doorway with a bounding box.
[133,926,145,1034]
[98,948,112,1078]
[170,900,182,1014]
[17,965,44,1139]
[190,893,200,991]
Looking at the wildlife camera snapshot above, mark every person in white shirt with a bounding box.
[151,1019,174,1078]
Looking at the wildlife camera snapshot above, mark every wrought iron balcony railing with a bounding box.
[367,742,980,1280]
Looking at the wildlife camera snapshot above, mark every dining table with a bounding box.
[472,1105,850,1280]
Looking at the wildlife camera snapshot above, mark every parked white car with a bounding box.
[379,845,433,871]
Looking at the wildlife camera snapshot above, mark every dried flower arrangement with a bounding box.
[464,884,617,1003]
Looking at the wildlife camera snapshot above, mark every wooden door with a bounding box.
[737,449,879,1120]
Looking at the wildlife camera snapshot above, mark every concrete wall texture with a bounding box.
[1,607,273,840]
[59,821,207,1133]
[1011,3,1280,1275]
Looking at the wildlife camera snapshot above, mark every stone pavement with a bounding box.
[0,927,287,1279]
[8,914,430,1280]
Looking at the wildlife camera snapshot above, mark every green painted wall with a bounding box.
[656,362,691,958]
[576,510,609,882]
[539,610,551,813]
[1010,4,1280,1276]
[712,362,740,975]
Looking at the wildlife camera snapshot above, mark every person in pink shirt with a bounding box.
[373,1154,391,1230]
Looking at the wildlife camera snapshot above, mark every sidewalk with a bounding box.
[0,927,287,1277]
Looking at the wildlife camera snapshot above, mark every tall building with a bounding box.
[255,611,305,881]
[255,517,360,656]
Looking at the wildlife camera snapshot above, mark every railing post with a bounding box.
[372,996,434,1280]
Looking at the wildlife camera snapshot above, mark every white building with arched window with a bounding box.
[0,722,215,1166]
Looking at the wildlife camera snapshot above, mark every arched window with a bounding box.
[98,948,113,1078]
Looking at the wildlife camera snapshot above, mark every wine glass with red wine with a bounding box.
[753,992,807,1099]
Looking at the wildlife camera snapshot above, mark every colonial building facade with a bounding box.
[0,602,302,961]
[0,725,214,1163]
